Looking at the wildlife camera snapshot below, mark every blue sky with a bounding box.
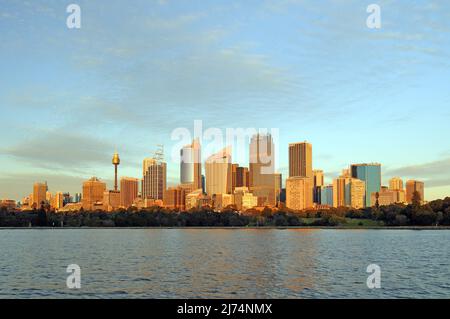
[0,0,449,201]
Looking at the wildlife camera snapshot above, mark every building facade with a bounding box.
[350,163,381,207]
[120,177,139,208]
[82,177,106,210]
[205,147,232,196]
[142,158,167,200]
[286,176,313,211]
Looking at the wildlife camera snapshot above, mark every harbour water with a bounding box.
[0,229,449,298]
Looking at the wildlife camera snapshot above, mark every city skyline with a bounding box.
[1,0,450,201]
[9,136,427,213]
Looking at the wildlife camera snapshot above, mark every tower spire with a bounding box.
[112,150,120,191]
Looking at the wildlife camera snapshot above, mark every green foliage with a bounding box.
[1,197,450,227]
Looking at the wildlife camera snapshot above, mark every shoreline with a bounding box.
[1,226,450,230]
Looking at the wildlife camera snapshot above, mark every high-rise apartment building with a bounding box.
[180,139,202,190]
[120,177,139,208]
[205,147,232,196]
[142,158,166,200]
[350,163,381,207]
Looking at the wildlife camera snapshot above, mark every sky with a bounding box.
[0,0,449,201]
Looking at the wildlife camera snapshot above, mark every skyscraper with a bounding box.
[286,176,313,211]
[320,185,333,206]
[406,180,425,204]
[313,169,324,203]
[142,157,167,200]
[332,177,347,208]
[249,133,278,206]
[32,182,47,208]
[350,163,381,207]
[52,191,64,210]
[289,142,312,178]
[180,139,202,190]
[82,177,106,210]
[345,178,366,209]
[389,177,406,203]
[234,166,249,189]
[120,177,139,208]
[389,177,403,191]
[205,147,232,196]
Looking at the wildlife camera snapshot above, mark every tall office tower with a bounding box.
[345,178,366,209]
[142,158,167,200]
[313,170,324,187]
[313,169,324,203]
[201,175,206,194]
[120,177,139,208]
[82,177,107,210]
[231,164,239,191]
[286,176,313,210]
[341,168,351,178]
[389,177,403,191]
[180,139,202,190]
[249,133,275,184]
[54,192,64,209]
[406,180,425,204]
[289,142,312,178]
[350,163,381,207]
[389,177,405,203]
[205,147,232,196]
[32,182,47,208]
[249,133,277,206]
[332,177,347,208]
[112,151,120,191]
[234,166,249,188]
[320,185,333,206]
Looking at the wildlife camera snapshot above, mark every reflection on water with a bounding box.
[0,229,449,298]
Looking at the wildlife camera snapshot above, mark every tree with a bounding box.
[37,205,48,227]
[412,191,421,210]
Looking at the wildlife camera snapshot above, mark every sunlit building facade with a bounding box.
[406,180,425,204]
[32,182,47,208]
[82,177,106,210]
[120,177,139,208]
[205,147,232,196]
[180,139,202,190]
[286,176,313,211]
[142,158,167,200]
[249,133,278,207]
[350,163,381,207]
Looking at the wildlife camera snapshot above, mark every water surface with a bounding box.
[0,229,448,298]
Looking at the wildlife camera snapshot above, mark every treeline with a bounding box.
[1,197,450,227]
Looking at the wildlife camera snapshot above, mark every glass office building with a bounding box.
[350,163,381,207]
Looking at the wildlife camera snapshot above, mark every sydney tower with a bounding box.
[112,150,120,191]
